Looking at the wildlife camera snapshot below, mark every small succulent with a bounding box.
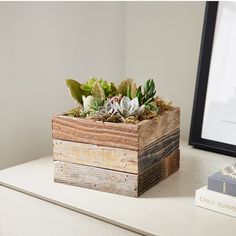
[81,77,117,96]
[66,79,89,104]
[136,79,156,105]
[114,96,145,118]
[97,101,117,116]
[82,95,95,111]
[118,78,137,99]
[145,101,160,114]
[91,101,120,122]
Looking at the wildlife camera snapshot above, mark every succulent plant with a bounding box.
[66,79,89,104]
[65,76,171,123]
[90,100,119,122]
[118,78,137,99]
[145,101,160,113]
[136,79,156,105]
[114,96,145,118]
[81,77,117,96]
[82,95,95,111]
[97,101,117,115]
[66,77,118,106]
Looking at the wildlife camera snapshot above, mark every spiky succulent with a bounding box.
[136,79,156,105]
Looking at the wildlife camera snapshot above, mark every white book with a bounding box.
[195,186,236,217]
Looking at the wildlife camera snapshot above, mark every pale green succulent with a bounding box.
[91,80,105,104]
[97,101,116,115]
[81,77,117,96]
[82,95,95,111]
[118,78,137,99]
[114,96,145,118]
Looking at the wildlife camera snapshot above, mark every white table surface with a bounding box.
[0,186,138,236]
[0,141,236,236]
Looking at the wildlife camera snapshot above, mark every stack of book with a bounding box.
[195,163,236,217]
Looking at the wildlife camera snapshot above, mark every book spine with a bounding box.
[208,176,236,197]
[195,187,236,217]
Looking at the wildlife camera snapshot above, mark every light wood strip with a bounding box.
[53,140,138,173]
[54,161,138,197]
[54,149,180,197]
[53,128,179,174]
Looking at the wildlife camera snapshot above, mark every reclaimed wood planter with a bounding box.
[52,107,180,197]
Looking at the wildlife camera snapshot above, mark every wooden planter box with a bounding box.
[52,107,180,197]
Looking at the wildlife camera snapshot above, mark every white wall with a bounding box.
[125,2,205,140]
[0,2,205,169]
[0,2,125,169]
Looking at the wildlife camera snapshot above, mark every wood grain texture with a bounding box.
[54,161,138,197]
[52,107,180,151]
[53,128,180,174]
[53,140,138,173]
[52,115,139,151]
[54,148,180,197]
[138,149,180,196]
[138,107,180,150]
[138,128,179,173]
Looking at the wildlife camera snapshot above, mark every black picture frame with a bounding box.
[189,1,236,157]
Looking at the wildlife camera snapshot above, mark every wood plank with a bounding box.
[54,161,138,197]
[54,148,180,197]
[138,149,180,196]
[52,116,139,151]
[138,128,179,173]
[53,140,138,173]
[52,107,180,151]
[53,128,180,174]
[138,107,180,150]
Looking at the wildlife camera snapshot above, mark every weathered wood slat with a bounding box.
[52,107,180,151]
[53,128,180,174]
[54,161,138,197]
[54,148,180,197]
[138,107,180,150]
[53,140,138,173]
[138,128,179,173]
[138,149,180,195]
